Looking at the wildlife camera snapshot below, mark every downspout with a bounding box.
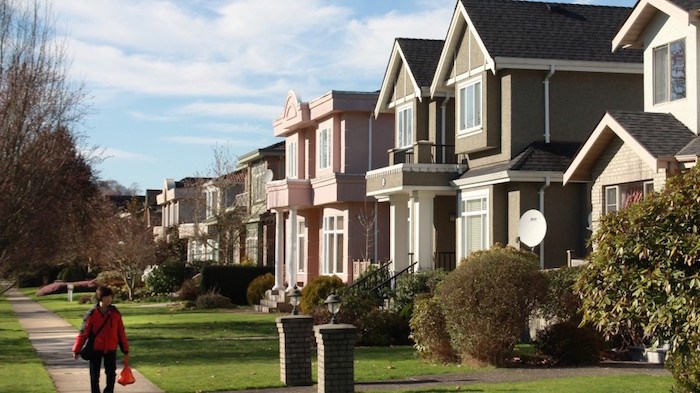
[543,64,555,144]
[538,177,550,269]
[440,94,451,160]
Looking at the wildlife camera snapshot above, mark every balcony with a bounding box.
[235,192,249,207]
[389,141,467,165]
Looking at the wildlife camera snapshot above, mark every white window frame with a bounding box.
[397,103,413,148]
[318,127,331,170]
[653,39,686,105]
[458,76,483,135]
[287,141,297,179]
[605,185,619,214]
[321,215,344,274]
[251,162,266,202]
[460,189,489,257]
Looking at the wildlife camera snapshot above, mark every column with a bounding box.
[389,194,409,274]
[273,209,285,291]
[314,324,357,393]
[286,208,298,290]
[277,315,314,386]
[412,191,434,271]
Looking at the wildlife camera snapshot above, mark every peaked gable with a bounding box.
[613,0,697,49]
[375,38,444,116]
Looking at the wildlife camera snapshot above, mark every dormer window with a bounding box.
[397,104,413,148]
[653,39,685,104]
[458,76,482,135]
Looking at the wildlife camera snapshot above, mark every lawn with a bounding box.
[12,290,675,393]
[0,295,56,393]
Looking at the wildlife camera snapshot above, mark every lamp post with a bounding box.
[289,286,302,315]
[324,291,341,324]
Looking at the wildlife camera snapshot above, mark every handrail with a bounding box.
[370,261,418,296]
[349,260,392,292]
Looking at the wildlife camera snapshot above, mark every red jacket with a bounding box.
[72,305,129,354]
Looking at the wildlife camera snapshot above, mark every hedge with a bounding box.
[200,265,274,305]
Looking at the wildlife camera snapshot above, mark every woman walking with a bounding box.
[73,286,129,393]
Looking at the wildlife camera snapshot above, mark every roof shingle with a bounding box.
[607,110,695,158]
[669,0,700,11]
[461,0,642,63]
[397,38,444,87]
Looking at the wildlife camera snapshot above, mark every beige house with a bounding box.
[369,0,645,273]
[565,0,699,233]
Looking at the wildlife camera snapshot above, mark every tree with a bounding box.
[0,0,97,290]
[92,199,156,300]
[576,165,700,391]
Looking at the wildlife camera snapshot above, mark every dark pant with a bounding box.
[89,351,116,393]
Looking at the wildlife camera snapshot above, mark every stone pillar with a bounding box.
[314,324,357,393]
[389,194,409,274]
[276,315,314,386]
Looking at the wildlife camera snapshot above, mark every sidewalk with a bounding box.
[6,288,162,393]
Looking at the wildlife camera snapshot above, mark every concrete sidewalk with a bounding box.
[6,288,162,393]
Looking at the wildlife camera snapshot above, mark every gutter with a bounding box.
[538,176,550,269]
[544,64,555,144]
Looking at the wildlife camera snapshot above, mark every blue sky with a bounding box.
[51,0,636,192]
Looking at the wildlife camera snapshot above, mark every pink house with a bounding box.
[266,90,394,290]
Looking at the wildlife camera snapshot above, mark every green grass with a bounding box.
[387,374,672,393]
[15,290,675,393]
[0,295,57,393]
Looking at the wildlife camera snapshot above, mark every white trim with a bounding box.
[457,76,483,135]
[459,188,490,258]
[493,57,643,74]
[396,102,414,148]
[613,0,691,50]
[604,185,619,213]
[446,65,487,86]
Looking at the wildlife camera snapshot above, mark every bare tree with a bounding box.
[91,199,156,300]
[0,0,96,290]
[357,203,378,261]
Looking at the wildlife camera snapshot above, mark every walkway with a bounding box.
[6,288,162,393]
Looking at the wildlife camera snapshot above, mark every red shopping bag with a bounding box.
[118,355,136,386]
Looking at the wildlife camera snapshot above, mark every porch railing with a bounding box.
[434,251,457,271]
[390,142,467,165]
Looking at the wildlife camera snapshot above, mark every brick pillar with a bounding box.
[276,315,314,386]
[314,324,357,393]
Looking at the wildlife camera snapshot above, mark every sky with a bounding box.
[49,0,636,193]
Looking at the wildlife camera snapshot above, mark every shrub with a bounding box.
[146,260,189,295]
[667,349,700,393]
[95,271,126,287]
[437,245,547,365]
[300,275,345,314]
[178,278,199,301]
[196,291,234,309]
[78,295,94,304]
[357,308,411,346]
[246,273,274,305]
[534,321,601,365]
[58,263,86,282]
[410,294,457,363]
[393,269,447,316]
[539,266,583,323]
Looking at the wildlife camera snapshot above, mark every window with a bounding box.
[654,39,686,104]
[252,162,266,202]
[206,189,219,218]
[245,226,258,265]
[318,128,331,169]
[297,220,306,273]
[605,181,654,214]
[461,191,488,256]
[322,216,344,274]
[458,77,482,133]
[397,105,413,148]
[287,141,297,179]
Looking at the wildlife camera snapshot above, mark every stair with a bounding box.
[253,289,292,313]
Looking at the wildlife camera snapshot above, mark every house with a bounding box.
[199,170,246,264]
[233,141,285,266]
[367,0,645,273]
[564,0,698,234]
[153,177,210,262]
[266,90,394,290]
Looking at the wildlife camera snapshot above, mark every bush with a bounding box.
[178,278,199,301]
[410,294,457,363]
[300,275,345,314]
[196,291,234,309]
[437,245,547,365]
[201,265,274,305]
[535,321,601,365]
[358,308,411,346]
[246,273,274,305]
[393,269,447,316]
[146,260,189,295]
[58,262,86,282]
[539,266,583,323]
[95,271,126,287]
[668,349,700,393]
[78,295,94,304]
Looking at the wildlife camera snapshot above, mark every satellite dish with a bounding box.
[262,169,274,183]
[518,209,547,247]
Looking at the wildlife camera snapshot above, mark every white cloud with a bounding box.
[97,148,155,161]
[162,135,263,147]
[174,101,280,119]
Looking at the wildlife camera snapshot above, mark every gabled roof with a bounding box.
[613,0,698,50]
[236,141,285,169]
[458,142,580,180]
[564,111,695,183]
[432,0,642,95]
[374,38,444,116]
